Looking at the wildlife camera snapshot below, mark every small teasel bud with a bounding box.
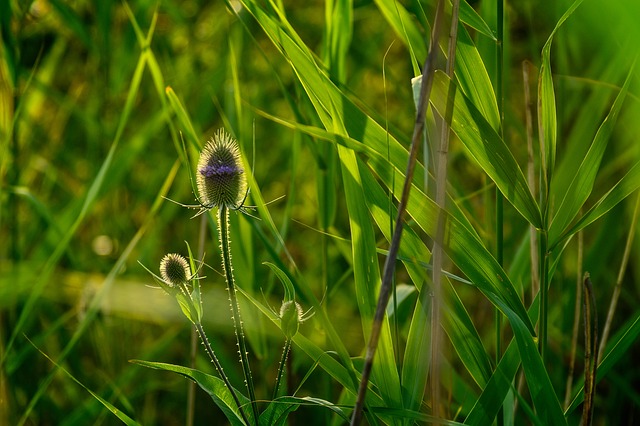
[159,253,191,286]
[279,300,303,340]
[196,129,246,209]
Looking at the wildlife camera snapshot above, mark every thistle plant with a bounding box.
[194,129,260,423]
[139,251,251,426]
[272,300,312,401]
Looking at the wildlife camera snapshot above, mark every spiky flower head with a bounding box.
[279,300,304,340]
[196,129,246,210]
[159,253,191,287]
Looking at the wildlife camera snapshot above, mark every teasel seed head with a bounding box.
[159,253,191,287]
[196,129,246,210]
[279,300,304,340]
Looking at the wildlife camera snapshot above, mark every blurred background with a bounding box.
[1,0,639,424]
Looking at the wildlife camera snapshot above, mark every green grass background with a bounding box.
[1,0,639,424]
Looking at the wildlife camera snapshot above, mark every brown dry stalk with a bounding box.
[598,191,640,360]
[348,1,446,424]
[582,273,598,426]
[430,0,460,419]
[564,228,583,408]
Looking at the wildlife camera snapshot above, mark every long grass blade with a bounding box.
[549,63,635,246]
[430,71,541,228]
[538,0,586,197]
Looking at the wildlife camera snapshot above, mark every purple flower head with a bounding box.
[199,163,240,178]
[196,129,246,209]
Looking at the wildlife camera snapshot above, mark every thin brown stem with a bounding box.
[564,227,583,408]
[348,1,446,424]
[598,191,640,360]
[582,273,598,426]
[431,0,460,419]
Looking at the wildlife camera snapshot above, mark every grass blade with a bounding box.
[132,361,250,426]
[538,0,586,193]
[29,339,141,426]
[430,71,541,228]
[549,63,634,246]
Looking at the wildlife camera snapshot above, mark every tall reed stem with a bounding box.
[219,205,259,425]
[349,1,445,423]
[431,0,460,418]
[538,229,549,361]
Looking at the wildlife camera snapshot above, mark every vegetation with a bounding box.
[1,0,639,424]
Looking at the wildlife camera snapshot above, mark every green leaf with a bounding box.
[235,286,386,409]
[31,339,141,426]
[549,63,634,246]
[186,241,203,323]
[565,312,640,415]
[538,0,586,195]
[443,282,493,389]
[459,0,497,40]
[555,161,640,246]
[260,396,348,426]
[508,308,566,425]
[430,71,541,228]
[263,262,296,302]
[338,147,403,413]
[455,25,500,132]
[131,360,251,426]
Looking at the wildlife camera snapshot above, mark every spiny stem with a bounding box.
[193,321,250,426]
[273,339,292,401]
[219,205,259,425]
[187,215,208,426]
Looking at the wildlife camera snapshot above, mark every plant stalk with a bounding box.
[538,229,548,360]
[219,205,260,425]
[273,339,292,401]
[564,228,583,408]
[598,191,639,360]
[431,0,460,419]
[495,0,505,371]
[349,1,446,424]
[186,215,208,426]
[582,273,598,426]
[193,321,251,426]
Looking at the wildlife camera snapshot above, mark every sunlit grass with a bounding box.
[1,0,639,424]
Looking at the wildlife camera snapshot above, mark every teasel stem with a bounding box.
[169,278,250,425]
[273,339,292,401]
[187,216,208,426]
[219,205,259,424]
[193,321,251,426]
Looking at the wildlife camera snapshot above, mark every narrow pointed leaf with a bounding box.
[430,71,541,228]
[132,360,251,426]
[549,63,634,246]
[538,0,585,187]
